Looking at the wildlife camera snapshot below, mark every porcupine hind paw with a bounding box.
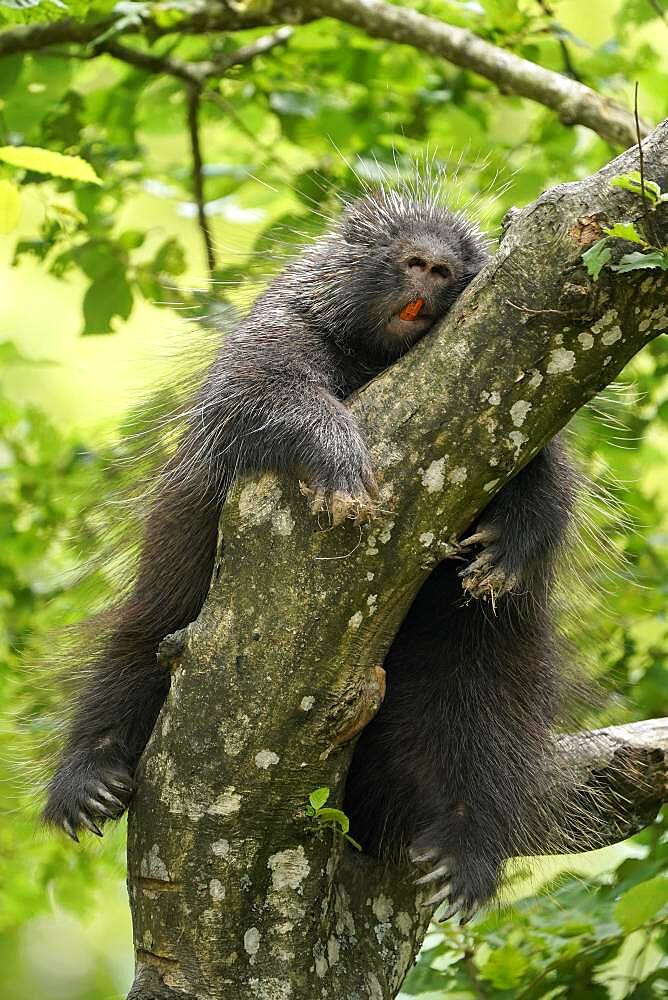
[43,746,134,841]
[409,841,495,926]
[457,522,522,602]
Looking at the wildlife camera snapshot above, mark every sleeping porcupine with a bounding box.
[43,184,579,918]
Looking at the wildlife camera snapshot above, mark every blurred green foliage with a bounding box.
[0,0,666,997]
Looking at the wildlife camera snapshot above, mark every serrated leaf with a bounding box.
[611,250,668,272]
[582,238,612,280]
[0,146,101,185]
[611,170,662,206]
[615,875,668,932]
[316,808,350,833]
[308,787,330,811]
[0,178,21,233]
[480,944,530,989]
[603,221,646,245]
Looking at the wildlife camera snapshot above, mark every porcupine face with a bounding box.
[334,190,490,355]
[332,189,488,354]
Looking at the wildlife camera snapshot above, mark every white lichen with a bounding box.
[367,973,383,1000]
[255,750,280,769]
[267,847,310,892]
[209,878,225,902]
[484,479,500,493]
[348,611,363,631]
[244,927,261,959]
[448,465,467,484]
[140,843,169,881]
[327,936,340,966]
[547,348,576,374]
[372,894,394,922]
[211,839,230,858]
[271,508,294,536]
[578,331,594,350]
[508,431,528,454]
[602,326,622,346]
[421,457,445,493]
[208,789,241,816]
[299,696,315,712]
[313,941,328,979]
[489,391,501,406]
[419,531,435,547]
[510,400,531,427]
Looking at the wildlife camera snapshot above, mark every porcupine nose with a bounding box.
[402,253,452,284]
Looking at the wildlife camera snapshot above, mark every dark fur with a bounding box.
[44,187,578,914]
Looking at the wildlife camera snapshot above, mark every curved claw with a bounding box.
[423,884,455,908]
[459,550,496,578]
[92,783,127,809]
[105,773,133,793]
[62,818,79,843]
[436,897,466,921]
[86,796,119,819]
[415,863,452,886]
[409,845,439,864]
[78,813,103,837]
[458,525,500,548]
[459,905,479,926]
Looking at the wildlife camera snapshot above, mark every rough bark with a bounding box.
[126,121,668,1000]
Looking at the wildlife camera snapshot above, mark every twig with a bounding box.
[648,0,668,27]
[185,83,216,280]
[536,0,582,82]
[97,27,293,87]
[634,81,658,247]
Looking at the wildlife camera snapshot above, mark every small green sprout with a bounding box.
[582,171,668,282]
[305,787,362,851]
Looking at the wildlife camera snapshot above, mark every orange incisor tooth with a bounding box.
[399,298,425,321]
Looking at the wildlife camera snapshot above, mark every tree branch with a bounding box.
[313,0,649,147]
[0,0,649,147]
[125,122,668,999]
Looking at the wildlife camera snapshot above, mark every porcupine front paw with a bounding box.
[43,745,134,841]
[457,521,522,601]
[300,459,379,526]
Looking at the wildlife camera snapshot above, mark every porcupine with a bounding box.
[43,181,580,919]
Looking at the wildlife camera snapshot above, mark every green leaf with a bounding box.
[611,170,662,206]
[316,808,350,833]
[615,875,668,932]
[611,250,668,272]
[119,230,146,250]
[153,237,186,276]
[308,787,330,811]
[582,238,612,280]
[82,268,133,335]
[0,146,101,185]
[603,221,646,245]
[480,944,530,989]
[0,178,21,234]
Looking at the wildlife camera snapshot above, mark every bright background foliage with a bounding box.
[0,1,667,997]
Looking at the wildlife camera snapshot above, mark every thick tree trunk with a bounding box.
[126,120,668,1000]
